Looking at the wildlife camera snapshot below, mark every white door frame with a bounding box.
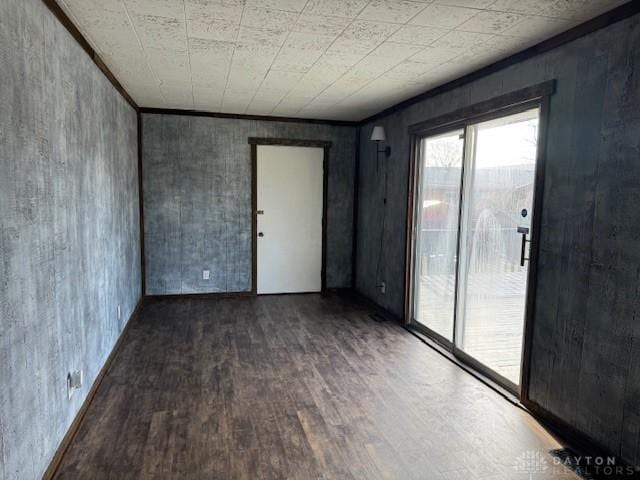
[249,137,330,295]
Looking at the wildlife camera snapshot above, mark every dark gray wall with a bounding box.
[142,114,356,295]
[356,14,640,465]
[0,1,141,478]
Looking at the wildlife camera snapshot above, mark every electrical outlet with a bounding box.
[203,269,210,280]
[67,370,83,399]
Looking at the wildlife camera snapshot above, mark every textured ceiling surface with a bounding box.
[59,0,629,120]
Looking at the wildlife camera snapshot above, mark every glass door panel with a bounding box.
[413,130,464,342]
[455,108,540,386]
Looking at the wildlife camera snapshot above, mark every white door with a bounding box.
[256,145,324,294]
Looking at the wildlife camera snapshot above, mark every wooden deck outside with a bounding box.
[416,271,528,384]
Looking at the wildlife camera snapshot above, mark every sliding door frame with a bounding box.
[403,81,555,399]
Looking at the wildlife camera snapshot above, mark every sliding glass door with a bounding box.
[456,109,539,386]
[413,130,464,342]
[411,106,542,392]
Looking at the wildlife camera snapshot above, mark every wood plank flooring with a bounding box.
[54,293,577,479]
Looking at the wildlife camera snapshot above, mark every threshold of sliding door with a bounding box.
[406,321,520,404]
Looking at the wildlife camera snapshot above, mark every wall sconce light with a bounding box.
[370,126,391,158]
[370,126,390,292]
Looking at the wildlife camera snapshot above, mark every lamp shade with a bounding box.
[370,126,386,142]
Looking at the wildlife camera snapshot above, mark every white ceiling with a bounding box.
[59,0,629,121]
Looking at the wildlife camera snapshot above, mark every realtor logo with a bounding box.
[514,450,549,479]
[513,448,640,478]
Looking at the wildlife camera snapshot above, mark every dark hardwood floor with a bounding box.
[54,293,576,479]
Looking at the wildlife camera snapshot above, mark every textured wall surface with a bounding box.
[0,1,141,478]
[142,114,356,294]
[356,13,640,465]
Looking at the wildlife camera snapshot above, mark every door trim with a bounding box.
[519,94,550,402]
[249,138,331,295]
[403,82,554,400]
[407,80,555,136]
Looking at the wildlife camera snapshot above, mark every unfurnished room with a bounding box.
[2,0,640,479]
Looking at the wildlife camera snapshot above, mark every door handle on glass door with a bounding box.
[518,226,530,267]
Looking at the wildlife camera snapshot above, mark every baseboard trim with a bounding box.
[521,398,633,468]
[143,291,254,301]
[144,288,355,301]
[41,297,145,480]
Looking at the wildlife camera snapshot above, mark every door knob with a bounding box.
[258,232,264,237]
